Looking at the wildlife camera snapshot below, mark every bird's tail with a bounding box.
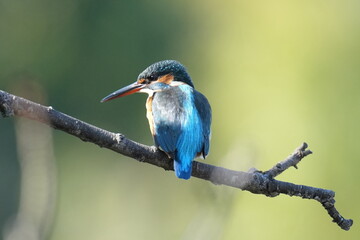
[174,156,192,180]
[174,161,192,179]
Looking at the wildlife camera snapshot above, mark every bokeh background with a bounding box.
[0,0,359,239]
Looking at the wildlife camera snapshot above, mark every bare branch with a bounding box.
[264,142,313,179]
[0,90,353,231]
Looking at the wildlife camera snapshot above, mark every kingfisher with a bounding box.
[101,60,211,180]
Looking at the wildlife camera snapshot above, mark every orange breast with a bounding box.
[146,96,155,136]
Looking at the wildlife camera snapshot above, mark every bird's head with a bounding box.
[101,60,194,102]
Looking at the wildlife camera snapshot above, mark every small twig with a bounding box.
[264,142,313,179]
[0,89,353,231]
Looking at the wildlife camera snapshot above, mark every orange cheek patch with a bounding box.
[137,78,146,84]
[157,74,174,84]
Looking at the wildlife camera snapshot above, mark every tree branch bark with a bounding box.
[0,89,353,231]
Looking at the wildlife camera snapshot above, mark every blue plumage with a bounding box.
[152,84,207,179]
[101,60,212,180]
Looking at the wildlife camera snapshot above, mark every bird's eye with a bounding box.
[148,75,156,81]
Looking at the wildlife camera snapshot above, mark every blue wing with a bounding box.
[194,90,212,158]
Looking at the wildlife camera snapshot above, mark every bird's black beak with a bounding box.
[101,82,145,102]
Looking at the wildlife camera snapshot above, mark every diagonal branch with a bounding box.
[0,89,353,231]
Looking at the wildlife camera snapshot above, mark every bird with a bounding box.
[101,60,211,180]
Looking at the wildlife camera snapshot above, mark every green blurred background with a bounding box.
[0,0,359,239]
